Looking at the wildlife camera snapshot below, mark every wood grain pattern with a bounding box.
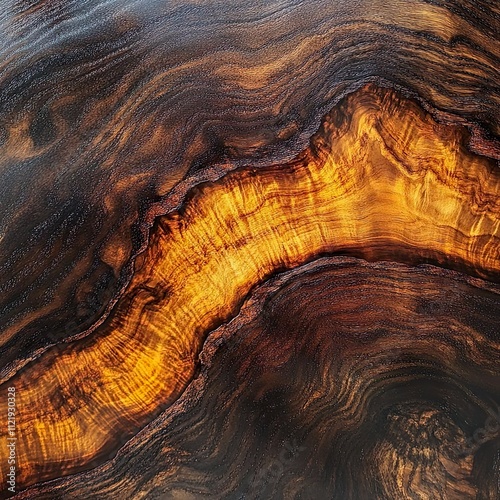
[1,0,499,374]
[2,83,499,494]
[0,0,499,498]
[16,257,500,499]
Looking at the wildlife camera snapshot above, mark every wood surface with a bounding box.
[0,0,499,498]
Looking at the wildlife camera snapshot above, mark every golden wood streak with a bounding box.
[0,84,499,488]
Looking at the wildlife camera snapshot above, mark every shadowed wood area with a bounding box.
[16,257,500,499]
[0,0,499,498]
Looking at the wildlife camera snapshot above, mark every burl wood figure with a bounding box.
[0,1,499,499]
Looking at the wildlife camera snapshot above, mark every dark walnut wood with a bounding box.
[0,0,499,499]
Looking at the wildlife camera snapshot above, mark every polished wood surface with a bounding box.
[0,0,498,498]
